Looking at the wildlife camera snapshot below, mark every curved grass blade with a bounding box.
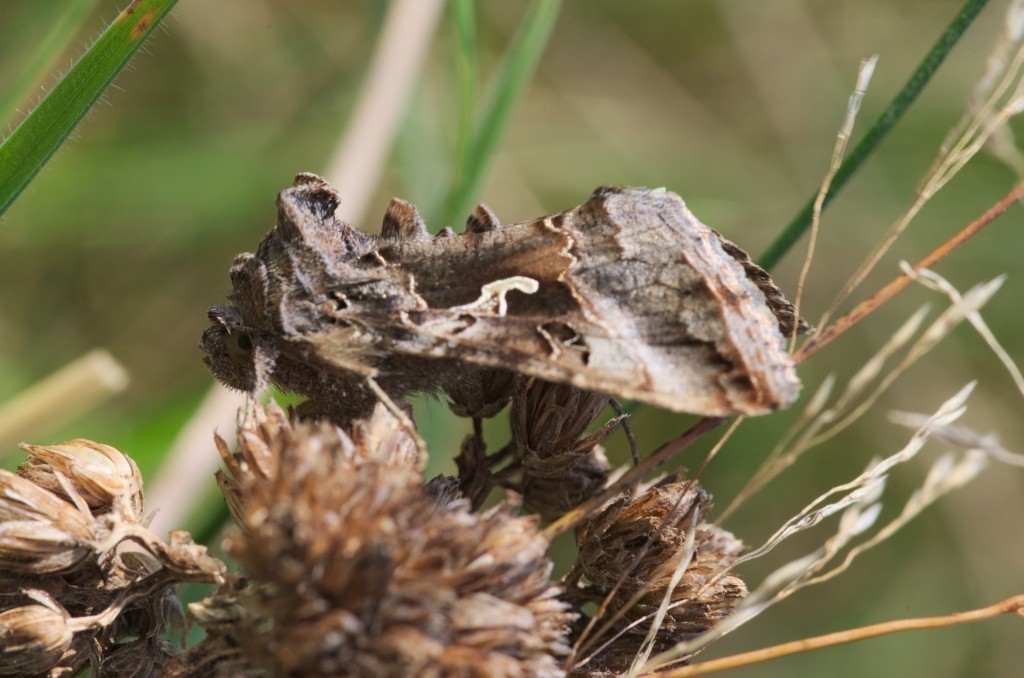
[758,0,990,270]
[0,0,179,218]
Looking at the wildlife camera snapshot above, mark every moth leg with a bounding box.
[365,376,428,469]
[609,399,640,468]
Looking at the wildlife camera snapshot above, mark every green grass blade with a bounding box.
[449,0,479,205]
[758,0,990,270]
[0,0,102,126]
[442,0,562,226]
[0,0,179,218]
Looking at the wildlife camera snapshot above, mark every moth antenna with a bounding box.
[465,203,501,233]
[381,198,429,240]
[365,376,429,470]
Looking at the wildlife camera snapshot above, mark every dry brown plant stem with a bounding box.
[646,594,1024,677]
[794,180,1024,364]
[543,416,723,540]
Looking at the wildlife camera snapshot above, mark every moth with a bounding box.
[201,173,802,424]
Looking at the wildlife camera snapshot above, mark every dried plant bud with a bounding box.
[1,439,225,676]
[0,469,96,574]
[19,439,144,520]
[446,367,518,418]
[97,636,176,678]
[202,402,573,677]
[513,381,612,472]
[575,480,747,671]
[0,603,73,676]
[522,445,610,523]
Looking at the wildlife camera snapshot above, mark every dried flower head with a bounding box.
[446,366,518,418]
[573,480,747,673]
[190,402,574,677]
[512,380,612,476]
[522,445,611,523]
[19,439,144,521]
[0,440,223,676]
[0,469,96,574]
[0,601,73,677]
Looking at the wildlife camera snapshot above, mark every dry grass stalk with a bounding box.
[819,1,1024,331]
[790,55,877,351]
[653,593,1024,678]
[0,349,129,456]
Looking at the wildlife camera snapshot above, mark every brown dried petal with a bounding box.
[0,604,73,676]
[0,522,93,574]
[19,439,144,519]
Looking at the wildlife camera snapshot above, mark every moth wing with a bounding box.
[389,187,800,417]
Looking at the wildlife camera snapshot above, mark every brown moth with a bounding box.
[201,173,802,424]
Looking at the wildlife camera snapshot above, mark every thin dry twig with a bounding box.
[819,0,1024,330]
[795,181,1024,364]
[647,594,1024,677]
[790,55,877,351]
[643,383,980,671]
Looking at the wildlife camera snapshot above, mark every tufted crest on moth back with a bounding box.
[381,198,429,240]
[465,203,501,234]
[273,173,367,257]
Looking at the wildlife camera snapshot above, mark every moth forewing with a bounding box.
[201,174,802,422]
[379,186,799,416]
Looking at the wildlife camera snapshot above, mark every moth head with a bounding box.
[199,305,279,393]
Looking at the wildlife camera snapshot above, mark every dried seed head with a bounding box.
[0,603,73,676]
[522,445,610,523]
[1,440,225,676]
[0,469,96,574]
[512,381,612,474]
[203,402,573,677]
[19,439,144,520]
[575,480,747,672]
[446,367,518,418]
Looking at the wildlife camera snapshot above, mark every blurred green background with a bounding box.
[1,1,1022,676]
